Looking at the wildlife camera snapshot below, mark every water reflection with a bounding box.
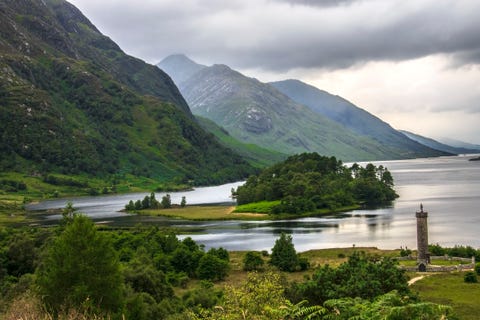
[24,155,480,251]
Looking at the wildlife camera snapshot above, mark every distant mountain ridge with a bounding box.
[158,54,448,161]
[0,0,254,184]
[436,137,480,152]
[400,130,480,155]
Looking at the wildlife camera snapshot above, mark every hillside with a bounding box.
[159,55,448,161]
[400,130,480,155]
[270,79,449,158]
[0,0,254,185]
[196,116,287,167]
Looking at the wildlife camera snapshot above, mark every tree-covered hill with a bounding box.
[0,0,254,185]
[234,152,398,215]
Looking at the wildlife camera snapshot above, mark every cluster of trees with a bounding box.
[0,179,27,192]
[287,251,409,305]
[0,212,457,319]
[234,152,397,215]
[125,192,187,211]
[429,243,480,260]
[0,214,229,319]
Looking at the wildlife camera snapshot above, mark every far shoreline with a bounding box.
[130,203,361,221]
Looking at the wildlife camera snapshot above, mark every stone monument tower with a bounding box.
[416,203,429,272]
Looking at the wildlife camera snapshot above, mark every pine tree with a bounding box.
[36,215,124,315]
[270,233,299,272]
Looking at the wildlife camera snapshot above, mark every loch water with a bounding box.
[26,155,480,252]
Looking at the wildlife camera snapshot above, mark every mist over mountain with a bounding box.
[0,0,254,184]
[400,130,480,155]
[157,54,206,86]
[159,55,448,161]
[270,79,445,157]
[436,137,480,152]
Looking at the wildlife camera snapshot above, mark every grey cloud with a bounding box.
[274,0,363,8]
[70,0,480,72]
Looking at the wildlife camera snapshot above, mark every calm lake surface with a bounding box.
[26,155,480,252]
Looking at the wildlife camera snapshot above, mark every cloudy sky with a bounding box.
[69,0,480,144]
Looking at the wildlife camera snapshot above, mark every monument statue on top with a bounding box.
[416,203,430,272]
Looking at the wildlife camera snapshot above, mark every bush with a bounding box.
[475,263,480,275]
[400,247,412,257]
[196,254,229,281]
[464,271,478,283]
[243,251,265,271]
[298,257,310,271]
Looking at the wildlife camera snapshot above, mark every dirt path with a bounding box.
[408,274,430,285]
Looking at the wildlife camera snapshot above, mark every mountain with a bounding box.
[196,116,287,167]
[399,130,480,155]
[270,79,447,158]
[160,55,448,161]
[181,64,408,161]
[0,0,254,185]
[436,137,480,153]
[157,54,206,86]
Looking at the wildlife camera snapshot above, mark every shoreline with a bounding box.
[130,203,362,221]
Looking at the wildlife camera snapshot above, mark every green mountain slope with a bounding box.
[270,79,449,158]
[196,116,287,167]
[0,0,254,185]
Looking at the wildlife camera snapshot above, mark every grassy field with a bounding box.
[411,272,480,320]
[141,205,268,220]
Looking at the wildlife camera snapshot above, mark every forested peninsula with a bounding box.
[234,153,398,216]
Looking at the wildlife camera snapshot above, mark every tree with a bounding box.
[270,233,299,272]
[36,215,124,315]
[61,201,76,222]
[161,194,172,209]
[181,196,187,207]
[125,200,135,211]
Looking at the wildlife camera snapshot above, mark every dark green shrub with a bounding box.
[243,251,264,271]
[196,253,229,281]
[464,271,478,283]
[298,257,310,271]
